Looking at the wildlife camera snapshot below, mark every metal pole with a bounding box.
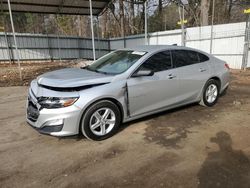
[165,13,167,31]
[0,0,11,64]
[44,15,53,61]
[144,1,148,45]
[77,16,81,59]
[3,29,12,64]
[89,0,96,60]
[57,33,62,62]
[182,5,186,46]
[97,16,101,58]
[178,5,184,46]
[7,0,22,80]
[242,15,250,69]
[56,15,62,62]
[210,0,215,54]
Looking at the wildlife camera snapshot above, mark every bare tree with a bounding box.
[129,0,135,34]
[119,0,125,37]
[200,0,211,26]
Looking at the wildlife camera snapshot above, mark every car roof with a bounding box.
[121,45,207,55]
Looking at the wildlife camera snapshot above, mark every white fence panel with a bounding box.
[109,22,246,69]
[0,22,248,69]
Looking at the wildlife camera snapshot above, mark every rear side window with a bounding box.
[198,52,209,62]
[172,50,199,68]
[139,50,172,72]
[172,50,200,67]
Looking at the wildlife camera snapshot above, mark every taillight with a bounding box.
[225,63,230,70]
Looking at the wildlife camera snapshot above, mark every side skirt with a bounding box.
[123,99,199,123]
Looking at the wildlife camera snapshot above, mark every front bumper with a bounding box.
[26,90,82,137]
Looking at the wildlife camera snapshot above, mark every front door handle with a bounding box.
[199,68,207,72]
[168,74,176,79]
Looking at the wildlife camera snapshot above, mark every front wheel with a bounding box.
[81,100,121,141]
[200,79,220,107]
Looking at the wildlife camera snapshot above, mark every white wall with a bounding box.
[110,22,247,69]
[186,22,246,69]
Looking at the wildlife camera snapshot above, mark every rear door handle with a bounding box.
[199,68,207,72]
[168,74,176,79]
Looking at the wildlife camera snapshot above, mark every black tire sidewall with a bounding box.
[81,100,121,141]
[202,79,220,107]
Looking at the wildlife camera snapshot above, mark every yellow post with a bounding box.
[244,9,250,14]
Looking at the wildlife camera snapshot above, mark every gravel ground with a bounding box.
[0,68,250,188]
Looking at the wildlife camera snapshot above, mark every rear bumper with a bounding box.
[220,70,230,94]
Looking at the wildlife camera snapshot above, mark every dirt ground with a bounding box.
[0,61,89,87]
[0,68,250,188]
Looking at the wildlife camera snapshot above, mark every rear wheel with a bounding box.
[200,79,220,107]
[81,100,121,141]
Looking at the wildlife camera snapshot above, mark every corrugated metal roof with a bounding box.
[1,0,111,15]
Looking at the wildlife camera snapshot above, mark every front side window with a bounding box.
[138,51,172,72]
[86,50,146,75]
[172,50,199,68]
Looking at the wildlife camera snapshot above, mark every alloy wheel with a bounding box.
[89,108,116,136]
[205,84,218,104]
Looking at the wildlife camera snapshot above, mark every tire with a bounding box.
[81,100,121,141]
[199,79,220,107]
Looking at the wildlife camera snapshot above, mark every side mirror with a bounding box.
[132,70,154,77]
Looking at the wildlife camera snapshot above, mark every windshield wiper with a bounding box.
[94,70,110,75]
[84,66,115,75]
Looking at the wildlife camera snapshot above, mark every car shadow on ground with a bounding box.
[57,96,223,142]
[197,131,250,188]
[118,102,198,134]
[56,102,199,141]
[57,134,84,141]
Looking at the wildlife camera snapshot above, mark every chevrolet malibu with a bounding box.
[26,45,230,140]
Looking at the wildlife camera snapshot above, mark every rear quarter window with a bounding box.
[198,52,209,62]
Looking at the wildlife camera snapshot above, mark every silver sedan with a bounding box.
[26,45,230,140]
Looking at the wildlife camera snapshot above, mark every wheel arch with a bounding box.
[78,97,124,134]
[209,76,221,92]
[198,76,222,101]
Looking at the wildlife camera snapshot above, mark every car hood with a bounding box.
[37,68,114,88]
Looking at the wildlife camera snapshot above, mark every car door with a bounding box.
[127,50,180,117]
[172,50,210,104]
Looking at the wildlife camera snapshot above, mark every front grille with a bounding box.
[27,92,39,122]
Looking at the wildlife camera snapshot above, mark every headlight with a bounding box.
[38,97,79,109]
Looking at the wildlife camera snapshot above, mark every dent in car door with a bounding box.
[127,69,179,117]
[127,50,179,117]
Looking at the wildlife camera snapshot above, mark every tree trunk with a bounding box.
[119,0,125,37]
[77,15,82,36]
[158,0,163,30]
[102,11,108,38]
[159,0,163,13]
[200,0,211,26]
[130,0,135,35]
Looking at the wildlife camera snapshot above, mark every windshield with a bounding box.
[86,50,147,75]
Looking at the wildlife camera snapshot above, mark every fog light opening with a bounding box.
[44,119,64,126]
